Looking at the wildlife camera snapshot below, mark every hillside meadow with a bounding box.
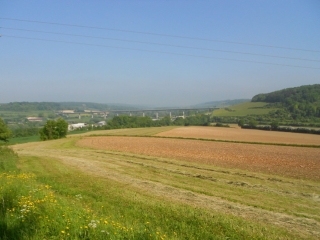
[2,126,320,239]
[211,102,278,117]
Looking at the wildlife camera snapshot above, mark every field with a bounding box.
[155,126,320,145]
[211,102,279,116]
[5,126,320,239]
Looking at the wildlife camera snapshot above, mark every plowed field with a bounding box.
[76,136,320,180]
[155,126,320,145]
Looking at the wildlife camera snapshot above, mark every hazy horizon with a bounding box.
[1,1,319,106]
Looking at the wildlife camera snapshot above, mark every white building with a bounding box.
[68,123,87,131]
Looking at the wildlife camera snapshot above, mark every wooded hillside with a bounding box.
[251,84,320,119]
[252,84,320,104]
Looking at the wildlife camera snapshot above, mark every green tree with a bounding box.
[173,117,185,126]
[0,118,12,142]
[270,121,279,130]
[55,118,68,138]
[40,118,68,141]
[159,116,172,126]
[238,119,244,127]
[248,119,258,128]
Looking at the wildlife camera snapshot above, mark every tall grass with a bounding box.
[0,146,18,171]
[0,148,167,239]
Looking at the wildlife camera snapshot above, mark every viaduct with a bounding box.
[57,107,220,120]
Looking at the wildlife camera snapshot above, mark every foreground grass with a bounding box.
[17,154,297,240]
[7,136,320,239]
[1,147,167,239]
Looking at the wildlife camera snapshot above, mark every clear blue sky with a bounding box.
[1,0,319,107]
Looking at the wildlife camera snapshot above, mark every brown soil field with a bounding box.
[76,136,320,181]
[155,126,320,145]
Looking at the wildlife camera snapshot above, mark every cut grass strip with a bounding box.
[17,154,304,240]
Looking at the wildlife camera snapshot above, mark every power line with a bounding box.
[1,17,319,53]
[1,27,319,63]
[2,34,319,70]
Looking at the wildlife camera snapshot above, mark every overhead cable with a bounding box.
[1,17,319,53]
[2,35,319,70]
[1,27,319,63]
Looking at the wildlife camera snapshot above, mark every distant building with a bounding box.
[60,110,75,114]
[84,110,103,114]
[27,117,43,122]
[97,121,106,126]
[68,123,87,131]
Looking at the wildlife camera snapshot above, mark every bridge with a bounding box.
[57,107,220,120]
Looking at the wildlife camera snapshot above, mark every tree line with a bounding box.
[104,114,211,129]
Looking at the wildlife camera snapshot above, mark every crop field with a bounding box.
[6,126,320,239]
[155,126,320,145]
[76,136,320,181]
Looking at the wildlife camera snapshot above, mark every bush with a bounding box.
[39,118,68,141]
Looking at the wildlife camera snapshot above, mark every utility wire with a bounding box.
[2,35,319,70]
[1,27,319,63]
[1,17,319,53]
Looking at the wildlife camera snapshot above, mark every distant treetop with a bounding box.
[251,84,320,104]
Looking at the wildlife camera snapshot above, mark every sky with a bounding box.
[1,0,319,107]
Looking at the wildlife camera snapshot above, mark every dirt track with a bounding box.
[76,136,320,181]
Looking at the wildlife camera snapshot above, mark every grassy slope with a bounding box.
[212,102,279,117]
[8,135,41,145]
[8,133,320,239]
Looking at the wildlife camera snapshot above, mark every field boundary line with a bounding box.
[86,134,320,148]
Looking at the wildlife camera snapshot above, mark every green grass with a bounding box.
[5,137,319,239]
[8,135,41,145]
[212,102,279,116]
[15,154,298,240]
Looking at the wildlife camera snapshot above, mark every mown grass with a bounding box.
[212,102,279,116]
[2,141,308,239]
[18,154,298,240]
[4,135,320,239]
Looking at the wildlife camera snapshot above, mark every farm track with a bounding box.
[13,137,320,239]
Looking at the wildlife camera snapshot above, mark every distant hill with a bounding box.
[194,99,250,108]
[252,84,320,119]
[0,102,139,112]
[252,84,320,104]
